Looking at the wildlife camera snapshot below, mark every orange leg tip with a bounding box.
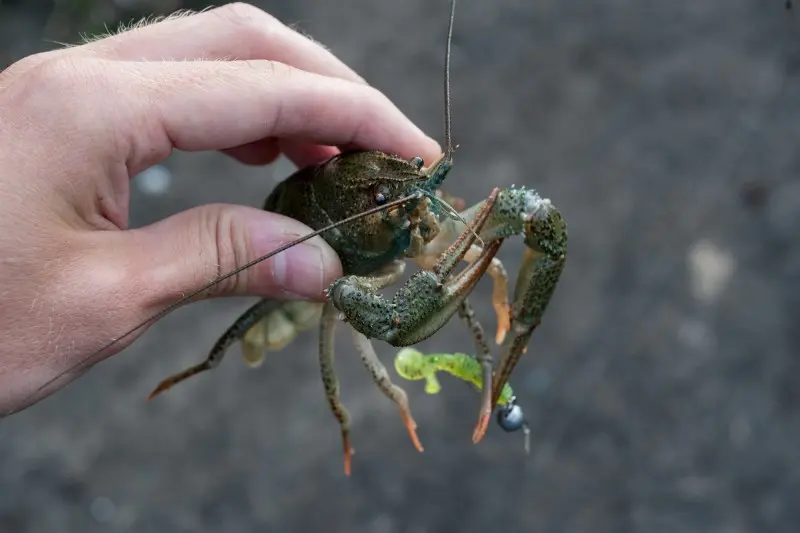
[402,416,424,452]
[494,307,511,345]
[342,443,354,476]
[408,426,425,453]
[146,386,166,401]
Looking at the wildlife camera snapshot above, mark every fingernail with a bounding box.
[271,241,326,299]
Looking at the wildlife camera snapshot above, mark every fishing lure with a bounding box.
[394,347,530,453]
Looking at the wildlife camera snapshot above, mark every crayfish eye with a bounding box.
[497,403,525,432]
[409,156,424,169]
[374,184,391,205]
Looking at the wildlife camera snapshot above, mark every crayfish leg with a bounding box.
[147,298,279,399]
[241,320,268,368]
[319,261,407,475]
[456,299,494,444]
[319,301,354,476]
[148,365,207,400]
[352,330,424,453]
[464,247,511,345]
[457,248,511,346]
[488,260,512,345]
[240,301,325,368]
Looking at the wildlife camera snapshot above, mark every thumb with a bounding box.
[122,203,343,308]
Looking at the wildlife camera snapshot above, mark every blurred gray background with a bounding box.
[1,0,798,532]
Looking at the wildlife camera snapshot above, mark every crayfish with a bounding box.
[29,0,568,475]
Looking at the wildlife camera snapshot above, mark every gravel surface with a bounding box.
[1,1,798,532]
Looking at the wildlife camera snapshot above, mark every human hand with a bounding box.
[0,3,441,414]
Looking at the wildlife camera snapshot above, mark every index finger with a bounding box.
[108,58,442,174]
[76,3,369,85]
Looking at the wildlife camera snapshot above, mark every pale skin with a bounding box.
[0,3,441,415]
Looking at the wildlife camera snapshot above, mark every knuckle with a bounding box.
[213,2,279,30]
[240,58,295,82]
[20,54,97,94]
[1,53,118,147]
[347,85,393,144]
[210,206,253,297]
[264,58,294,79]
[364,84,387,104]
[0,50,64,84]
[210,3,307,63]
[18,56,114,124]
[359,84,386,116]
